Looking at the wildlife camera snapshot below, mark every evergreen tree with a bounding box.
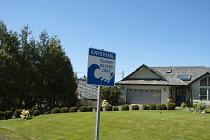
[0,21,20,110]
[39,36,78,108]
[0,21,78,110]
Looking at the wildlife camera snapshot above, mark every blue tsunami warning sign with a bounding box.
[87,48,116,86]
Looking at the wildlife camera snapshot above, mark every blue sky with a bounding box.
[1,0,210,82]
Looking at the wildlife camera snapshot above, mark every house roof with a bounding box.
[77,79,98,99]
[116,64,210,86]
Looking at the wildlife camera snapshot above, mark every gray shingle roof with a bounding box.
[116,65,210,86]
[77,79,98,99]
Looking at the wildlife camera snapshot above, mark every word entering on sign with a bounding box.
[90,50,115,59]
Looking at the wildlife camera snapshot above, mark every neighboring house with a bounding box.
[116,64,210,106]
[77,78,98,107]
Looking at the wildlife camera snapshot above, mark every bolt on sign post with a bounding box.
[87,48,116,140]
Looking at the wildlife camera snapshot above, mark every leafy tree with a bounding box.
[101,86,122,105]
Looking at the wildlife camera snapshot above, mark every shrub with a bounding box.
[33,110,40,116]
[196,102,206,110]
[157,103,167,110]
[51,108,61,114]
[167,102,176,110]
[105,105,113,111]
[20,109,31,120]
[113,106,119,111]
[0,111,4,119]
[121,104,129,111]
[79,106,87,112]
[95,107,103,111]
[148,104,156,110]
[27,109,33,116]
[181,102,187,108]
[44,112,49,115]
[4,110,13,119]
[102,100,110,108]
[14,109,22,118]
[204,109,210,113]
[61,107,69,113]
[193,102,198,109]
[132,105,139,110]
[70,107,78,112]
[86,106,93,112]
[142,104,148,110]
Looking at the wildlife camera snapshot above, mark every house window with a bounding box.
[200,76,210,101]
[178,75,192,81]
[166,69,172,73]
[200,77,207,86]
[209,77,210,86]
[200,88,207,100]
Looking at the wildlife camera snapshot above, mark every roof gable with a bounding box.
[123,64,166,81]
[189,72,210,85]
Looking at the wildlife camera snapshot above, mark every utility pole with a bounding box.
[122,71,124,79]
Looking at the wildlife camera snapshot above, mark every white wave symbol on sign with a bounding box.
[94,69,114,83]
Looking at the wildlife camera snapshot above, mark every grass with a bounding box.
[1,109,210,140]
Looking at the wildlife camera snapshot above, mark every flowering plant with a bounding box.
[102,100,110,108]
[20,109,30,120]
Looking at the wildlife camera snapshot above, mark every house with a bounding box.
[77,78,98,107]
[116,64,210,106]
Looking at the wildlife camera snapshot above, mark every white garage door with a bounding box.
[126,89,161,104]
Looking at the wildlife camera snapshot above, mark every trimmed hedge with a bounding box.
[204,109,210,113]
[105,105,113,111]
[27,109,33,116]
[132,105,139,110]
[121,104,129,111]
[61,107,69,113]
[113,106,119,111]
[79,106,87,112]
[33,110,40,116]
[167,102,176,110]
[142,104,148,110]
[4,110,13,119]
[70,107,78,112]
[51,108,61,114]
[95,107,103,111]
[181,102,187,108]
[86,106,93,112]
[14,109,22,118]
[148,104,156,110]
[0,111,4,119]
[157,103,167,110]
[44,112,49,115]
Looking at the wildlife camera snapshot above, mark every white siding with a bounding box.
[129,67,161,79]
[191,75,210,105]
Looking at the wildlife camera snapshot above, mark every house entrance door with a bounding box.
[176,88,186,106]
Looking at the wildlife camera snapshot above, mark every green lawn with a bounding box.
[0,109,210,140]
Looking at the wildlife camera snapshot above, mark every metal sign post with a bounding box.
[87,48,116,140]
[95,86,102,140]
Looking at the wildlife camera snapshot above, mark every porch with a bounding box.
[169,86,192,106]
